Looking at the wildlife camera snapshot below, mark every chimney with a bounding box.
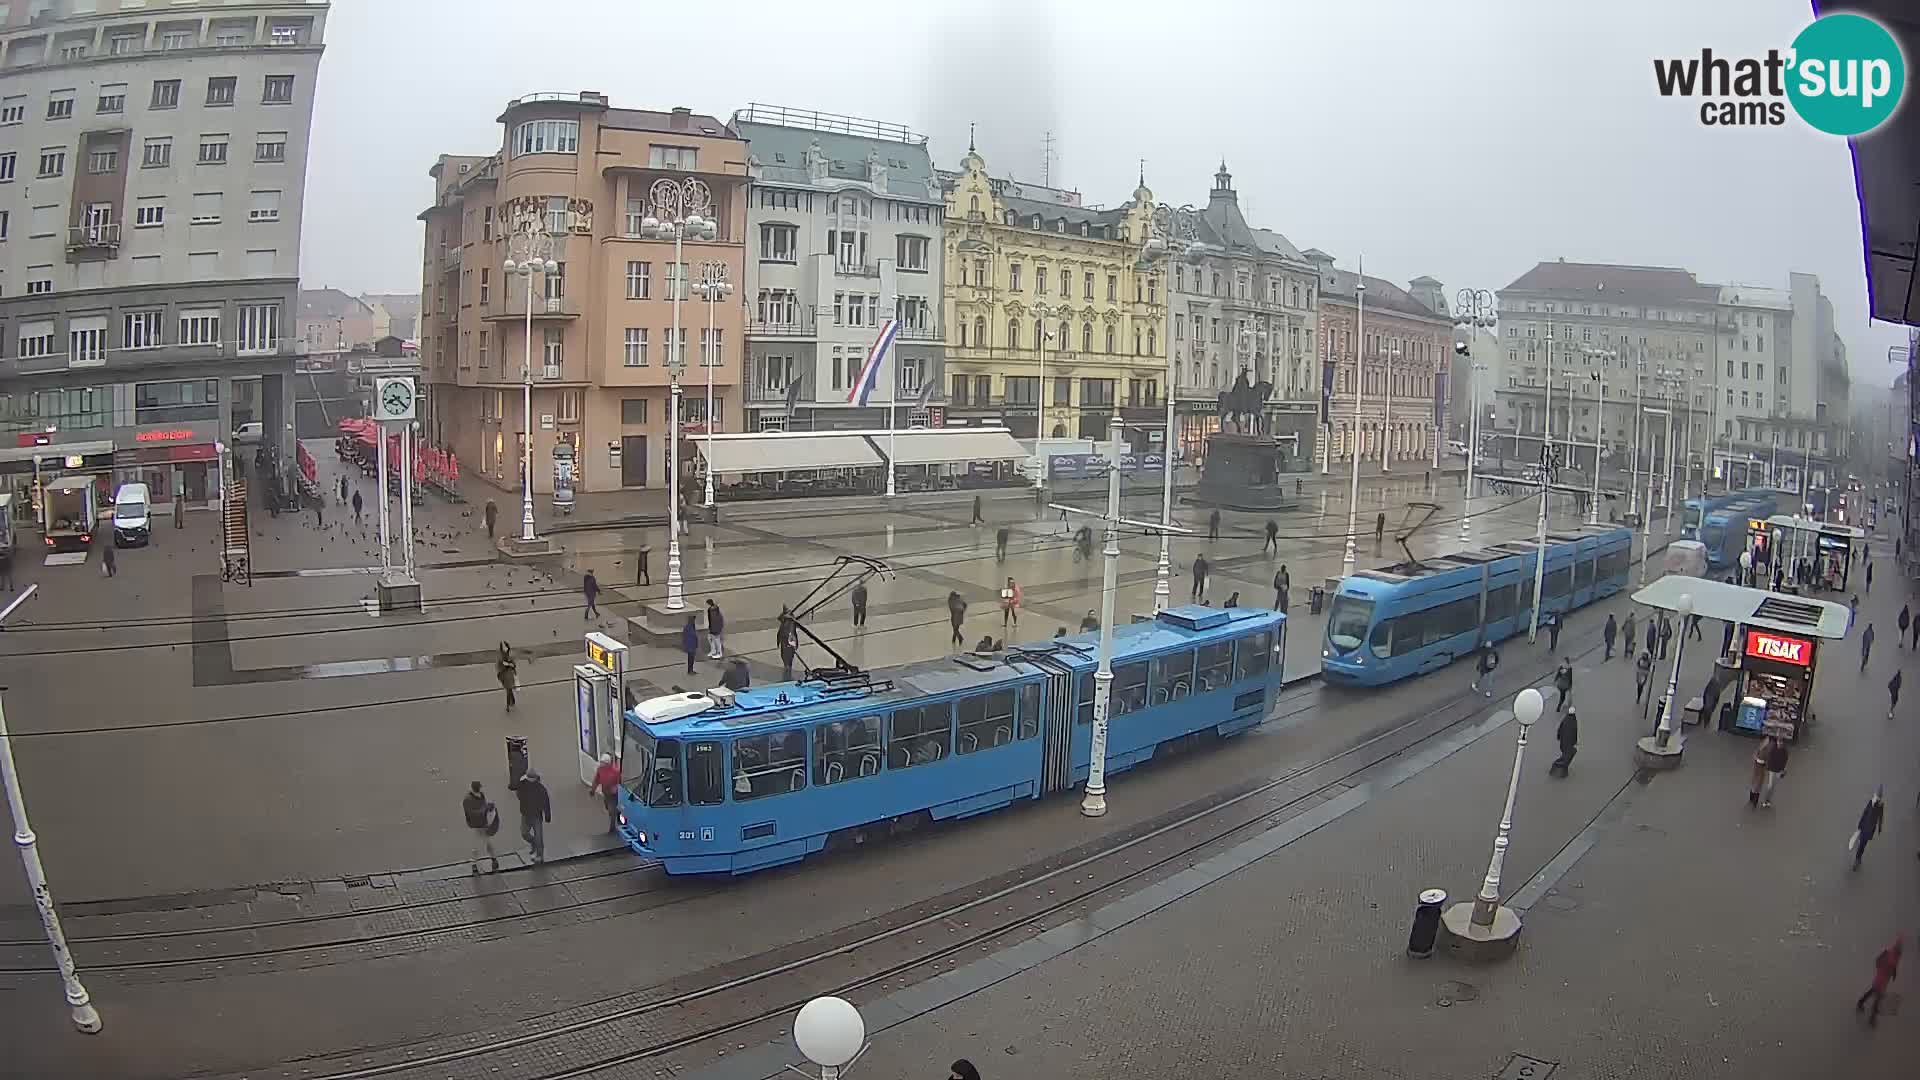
[670,106,692,130]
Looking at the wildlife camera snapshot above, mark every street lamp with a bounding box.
[793,995,866,1079]
[1343,266,1368,567]
[1582,347,1615,525]
[1640,405,1671,585]
[1454,288,1496,543]
[1380,341,1402,473]
[502,219,559,545]
[641,176,718,612]
[692,263,733,509]
[1642,592,1694,763]
[1145,204,1199,613]
[1443,685,1542,954]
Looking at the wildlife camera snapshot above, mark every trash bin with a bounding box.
[505,735,529,784]
[1407,888,1447,958]
[1309,586,1327,615]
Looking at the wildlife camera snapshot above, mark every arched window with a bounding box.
[1059,320,1070,349]
[1082,323,1093,352]
[973,316,986,347]
[1135,327,1143,355]
[969,195,979,214]
[1105,326,1116,353]
[1008,319,1020,349]
[1147,328,1157,355]
[958,321,968,348]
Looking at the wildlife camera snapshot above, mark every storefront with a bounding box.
[111,423,222,507]
[0,439,116,530]
[1732,628,1817,742]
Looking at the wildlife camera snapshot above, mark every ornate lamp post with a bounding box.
[1343,266,1368,567]
[693,262,732,509]
[1454,289,1496,543]
[640,177,717,612]
[502,218,558,544]
[1440,686,1543,959]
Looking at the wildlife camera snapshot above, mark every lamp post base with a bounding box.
[1634,733,1686,770]
[496,535,555,559]
[1080,790,1107,817]
[1439,900,1523,961]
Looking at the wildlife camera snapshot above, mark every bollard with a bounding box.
[505,735,529,784]
[1407,888,1447,958]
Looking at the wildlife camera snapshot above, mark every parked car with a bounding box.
[234,422,263,445]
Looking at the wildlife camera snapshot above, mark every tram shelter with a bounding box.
[694,426,1025,497]
[1748,514,1867,593]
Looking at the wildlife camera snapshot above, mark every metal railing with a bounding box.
[732,103,926,145]
[66,223,120,251]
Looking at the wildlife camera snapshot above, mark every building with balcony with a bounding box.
[417,93,747,494]
[0,0,324,507]
[732,105,944,432]
[938,143,1160,446]
[1310,254,1451,469]
[1164,163,1322,469]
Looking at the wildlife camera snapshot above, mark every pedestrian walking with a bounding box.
[339,475,349,503]
[496,641,518,711]
[589,754,621,835]
[1424,471,1432,493]
[1263,518,1279,554]
[1191,554,1210,602]
[1866,561,1874,592]
[351,489,364,524]
[1850,788,1887,870]
[1273,565,1290,612]
[1861,623,1876,672]
[583,570,601,620]
[1657,614,1673,660]
[705,598,725,659]
[1900,605,1911,649]
[1849,594,1860,633]
[1471,642,1499,697]
[1080,609,1099,632]
[1374,512,1386,544]
[1208,509,1221,541]
[778,608,800,680]
[1855,935,1903,1026]
[1908,614,1919,651]
[1602,613,1617,660]
[1622,610,1638,664]
[462,781,501,874]
[1000,576,1021,628]
[636,544,651,586]
[1552,658,1574,713]
[483,498,498,539]
[948,591,967,647]
[509,769,551,864]
[1547,611,1562,652]
[312,494,323,528]
[0,547,14,592]
[1073,525,1094,562]
[971,494,984,525]
[995,525,1010,561]
[1549,707,1578,776]
[850,580,868,629]
[100,540,116,578]
[1687,612,1703,641]
[680,615,698,675]
[1888,668,1902,718]
[1758,736,1788,808]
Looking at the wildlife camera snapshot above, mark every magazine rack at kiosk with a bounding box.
[1733,627,1816,741]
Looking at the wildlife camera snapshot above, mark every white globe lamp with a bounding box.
[794,995,865,1075]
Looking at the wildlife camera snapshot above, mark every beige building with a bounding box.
[418,92,747,495]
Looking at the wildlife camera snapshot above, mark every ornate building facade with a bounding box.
[939,145,1163,447]
[1311,255,1452,469]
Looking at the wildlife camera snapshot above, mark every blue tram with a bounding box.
[615,605,1286,875]
[1681,487,1785,543]
[1320,523,1634,687]
[1697,492,1790,569]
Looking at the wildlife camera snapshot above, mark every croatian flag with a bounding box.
[849,319,899,408]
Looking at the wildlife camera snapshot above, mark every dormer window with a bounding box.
[1032,215,1042,229]
[1055,219,1065,233]
[1079,222,1089,237]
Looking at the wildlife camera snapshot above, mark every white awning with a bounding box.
[1631,576,1849,639]
[882,428,1026,466]
[696,433,882,474]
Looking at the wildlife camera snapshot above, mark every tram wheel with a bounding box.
[825,825,873,851]
[890,810,932,837]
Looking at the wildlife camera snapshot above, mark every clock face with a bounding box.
[379,378,414,417]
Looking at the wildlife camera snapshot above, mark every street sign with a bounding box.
[374,377,416,421]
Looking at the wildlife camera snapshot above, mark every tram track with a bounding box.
[227,630,1610,1080]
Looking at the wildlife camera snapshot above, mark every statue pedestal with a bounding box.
[1188,433,1297,512]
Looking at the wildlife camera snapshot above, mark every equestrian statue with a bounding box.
[1216,372,1275,435]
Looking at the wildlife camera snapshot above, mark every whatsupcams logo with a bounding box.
[1653,12,1906,135]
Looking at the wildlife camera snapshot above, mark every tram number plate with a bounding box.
[679,830,696,841]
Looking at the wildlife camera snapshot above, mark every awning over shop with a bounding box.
[1630,576,1849,639]
[696,432,883,474]
[879,427,1025,466]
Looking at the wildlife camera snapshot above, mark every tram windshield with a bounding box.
[1326,596,1374,652]
[1683,506,1703,531]
[620,724,655,799]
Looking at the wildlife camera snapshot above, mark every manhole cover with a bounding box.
[1497,1055,1558,1080]
[1435,979,1480,1007]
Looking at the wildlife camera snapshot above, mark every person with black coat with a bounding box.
[679,615,698,675]
[1643,614,1658,658]
[462,781,500,874]
[1191,554,1210,603]
[850,580,868,629]
[1602,613,1617,660]
[1634,651,1654,712]
[1552,658,1574,713]
[1550,707,1578,776]
[1471,642,1499,698]
[1547,611,1563,652]
[1657,614,1673,660]
[719,659,750,692]
[495,641,518,711]
[1207,509,1221,541]
[1889,668,1903,719]
[1274,564,1291,612]
[508,770,551,864]
[1263,518,1279,554]
[705,598,725,659]
[1852,788,1886,870]
[947,591,968,647]
[778,609,801,680]
[971,494,984,525]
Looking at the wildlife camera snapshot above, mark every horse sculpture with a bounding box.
[1217,372,1275,435]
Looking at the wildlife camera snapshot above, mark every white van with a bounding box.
[112,482,152,547]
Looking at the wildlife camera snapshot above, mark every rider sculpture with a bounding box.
[1216,371,1274,435]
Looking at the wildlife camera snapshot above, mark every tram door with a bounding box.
[1031,659,1075,796]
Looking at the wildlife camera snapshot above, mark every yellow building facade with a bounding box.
[940,148,1166,447]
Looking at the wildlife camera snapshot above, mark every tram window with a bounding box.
[1543,567,1572,599]
[1195,642,1233,691]
[1151,651,1194,703]
[813,716,883,786]
[1421,598,1477,645]
[1017,682,1040,739]
[1485,584,1517,624]
[1518,577,1535,612]
[1575,559,1595,589]
[648,737,683,808]
[1077,672,1094,725]
[1235,629,1273,680]
[957,688,1017,753]
[1114,661,1149,714]
[685,741,726,806]
[732,731,808,801]
[1369,619,1393,658]
[888,703,951,768]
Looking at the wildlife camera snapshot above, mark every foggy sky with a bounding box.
[301,0,1910,383]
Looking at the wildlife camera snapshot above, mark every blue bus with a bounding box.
[615,606,1286,875]
[1320,523,1634,687]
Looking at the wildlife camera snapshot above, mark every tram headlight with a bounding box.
[617,811,628,828]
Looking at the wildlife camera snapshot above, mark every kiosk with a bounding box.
[1732,627,1817,741]
[574,632,628,786]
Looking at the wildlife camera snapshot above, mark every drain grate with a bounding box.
[1498,1054,1558,1079]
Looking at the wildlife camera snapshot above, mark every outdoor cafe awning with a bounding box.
[880,427,1025,466]
[1631,576,1850,639]
[695,432,883,474]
